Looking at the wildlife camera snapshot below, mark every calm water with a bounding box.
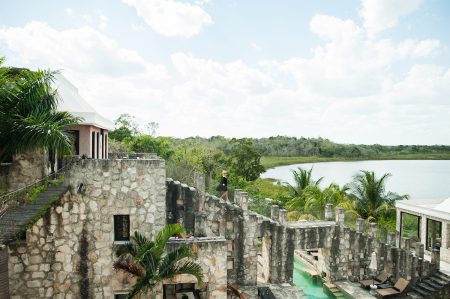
[293,258,333,299]
[261,160,450,200]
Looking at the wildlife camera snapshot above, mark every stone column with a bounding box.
[402,237,411,252]
[193,171,205,195]
[420,216,427,249]
[242,212,258,285]
[271,205,280,222]
[369,223,377,239]
[241,192,249,210]
[431,248,440,271]
[279,209,288,225]
[387,232,396,246]
[396,209,402,234]
[356,218,365,233]
[234,189,242,206]
[336,208,345,225]
[325,204,333,221]
[415,243,424,259]
[182,186,196,233]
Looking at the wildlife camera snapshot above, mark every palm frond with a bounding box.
[155,224,185,248]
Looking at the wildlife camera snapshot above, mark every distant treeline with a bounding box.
[172,136,450,158]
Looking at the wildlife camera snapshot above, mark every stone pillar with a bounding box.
[165,179,181,225]
[415,243,424,259]
[182,186,196,233]
[387,232,396,246]
[369,223,377,239]
[396,209,402,234]
[420,216,427,249]
[336,207,345,225]
[242,212,258,285]
[356,218,365,233]
[325,204,333,221]
[279,209,288,225]
[241,192,249,210]
[193,212,207,237]
[411,255,418,284]
[234,189,242,206]
[391,247,400,281]
[431,249,440,271]
[269,223,282,283]
[193,171,205,195]
[402,237,411,252]
[282,227,296,284]
[271,205,280,222]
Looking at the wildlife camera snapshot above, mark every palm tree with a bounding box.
[286,167,323,211]
[303,183,350,218]
[0,58,80,162]
[114,224,204,299]
[347,170,408,221]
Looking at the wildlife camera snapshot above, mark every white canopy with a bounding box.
[434,197,450,214]
[54,74,114,130]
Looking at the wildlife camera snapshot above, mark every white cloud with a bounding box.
[131,23,145,32]
[98,12,108,31]
[66,8,73,16]
[359,0,423,36]
[0,21,166,78]
[0,9,448,145]
[123,0,213,38]
[0,22,169,124]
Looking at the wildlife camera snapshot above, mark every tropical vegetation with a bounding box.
[0,57,80,162]
[113,224,203,299]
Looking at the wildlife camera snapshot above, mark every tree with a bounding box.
[229,138,265,181]
[285,167,323,198]
[114,224,203,299]
[285,167,323,211]
[109,113,140,141]
[129,135,174,160]
[347,170,409,221]
[0,58,80,162]
[302,183,350,218]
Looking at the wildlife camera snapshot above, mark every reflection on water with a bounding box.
[293,258,332,299]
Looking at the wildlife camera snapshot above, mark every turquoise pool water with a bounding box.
[293,258,333,299]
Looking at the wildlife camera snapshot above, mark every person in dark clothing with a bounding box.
[216,169,228,200]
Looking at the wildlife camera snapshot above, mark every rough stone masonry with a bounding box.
[2,156,443,298]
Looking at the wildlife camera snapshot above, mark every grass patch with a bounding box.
[261,153,450,169]
[23,175,64,204]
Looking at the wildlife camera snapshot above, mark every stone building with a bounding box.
[0,75,114,192]
[0,155,446,298]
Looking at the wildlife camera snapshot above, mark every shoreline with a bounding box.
[261,154,450,169]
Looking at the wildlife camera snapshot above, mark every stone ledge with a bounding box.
[167,236,227,244]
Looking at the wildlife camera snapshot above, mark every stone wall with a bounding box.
[165,237,227,299]
[6,149,49,191]
[292,208,439,283]
[7,158,166,298]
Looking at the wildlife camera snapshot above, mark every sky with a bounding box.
[0,0,449,145]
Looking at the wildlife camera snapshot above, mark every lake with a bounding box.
[261,160,450,200]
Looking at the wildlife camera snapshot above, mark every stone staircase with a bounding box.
[324,282,347,299]
[408,271,450,299]
[0,185,68,245]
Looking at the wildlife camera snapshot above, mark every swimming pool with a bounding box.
[293,257,333,299]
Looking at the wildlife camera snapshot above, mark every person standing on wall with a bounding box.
[216,169,228,200]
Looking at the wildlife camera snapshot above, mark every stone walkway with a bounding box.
[240,284,307,299]
[287,220,336,228]
[334,281,377,299]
